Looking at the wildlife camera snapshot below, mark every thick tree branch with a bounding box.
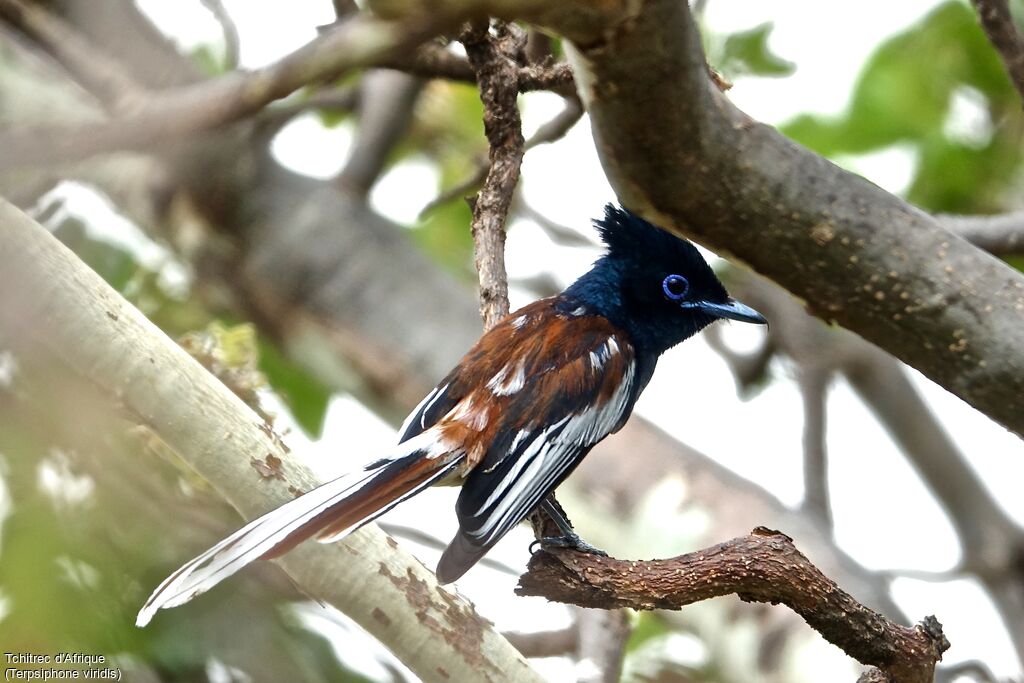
[970,0,1024,104]
[364,0,1024,436]
[518,528,949,683]
[530,0,1024,438]
[0,198,543,683]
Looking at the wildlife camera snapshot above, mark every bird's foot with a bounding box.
[529,531,608,557]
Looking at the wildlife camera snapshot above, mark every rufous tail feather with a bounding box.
[136,432,458,626]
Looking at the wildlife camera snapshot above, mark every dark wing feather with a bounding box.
[434,301,638,583]
[397,381,460,444]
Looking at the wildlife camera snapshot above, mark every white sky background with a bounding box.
[110,0,1024,679]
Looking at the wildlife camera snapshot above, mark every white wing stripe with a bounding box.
[399,383,450,436]
[466,358,636,545]
[472,416,570,516]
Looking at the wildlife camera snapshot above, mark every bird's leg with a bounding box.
[529,497,608,556]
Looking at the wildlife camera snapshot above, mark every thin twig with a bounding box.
[703,323,775,391]
[420,160,489,217]
[420,93,582,217]
[799,368,833,531]
[514,196,595,247]
[261,84,360,125]
[463,19,525,329]
[519,528,949,683]
[199,0,240,69]
[970,0,1024,104]
[502,626,578,658]
[528,93,584,146]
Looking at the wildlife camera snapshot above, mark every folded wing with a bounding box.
[433,301,639,583]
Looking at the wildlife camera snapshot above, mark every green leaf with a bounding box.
[782,1,1023,213]
[721,23,795,77]
[258,339,332,437]
[411,197,475,277]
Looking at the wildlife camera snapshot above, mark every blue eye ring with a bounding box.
[662,274,690,301]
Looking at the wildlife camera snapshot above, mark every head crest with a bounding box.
[591,203,727,299]
[593,204,699,262]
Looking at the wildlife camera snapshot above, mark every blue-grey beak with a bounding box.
[693,298,767,324]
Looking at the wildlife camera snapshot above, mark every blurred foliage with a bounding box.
[259,337,332,437]
[405,81,485,275]
[190,44,230,77]
[715,22,796,78]
[783,1,1024,213]
[626,611,672,653]
[48,217,138,293]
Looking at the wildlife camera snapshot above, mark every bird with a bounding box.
[136,204,766,626]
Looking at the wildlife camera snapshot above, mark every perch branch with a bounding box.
[518,528,948,683]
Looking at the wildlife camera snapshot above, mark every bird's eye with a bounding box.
[662,274,690,301]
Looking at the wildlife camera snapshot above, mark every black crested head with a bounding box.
[593,204,729,304]
[564,204,766,357]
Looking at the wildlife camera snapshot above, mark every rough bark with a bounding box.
[373,0,1024,437]
[519,529,949,683]
[463,20,524,328]
[566,0,1024,437]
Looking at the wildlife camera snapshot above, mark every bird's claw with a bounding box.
[529,533,609,557]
